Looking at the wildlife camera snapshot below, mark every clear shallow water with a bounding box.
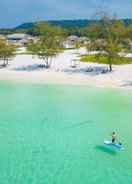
[0,82,132,184]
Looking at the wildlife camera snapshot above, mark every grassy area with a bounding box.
[80,54,132,65]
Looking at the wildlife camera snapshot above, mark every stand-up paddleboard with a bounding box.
[104,140,124,150]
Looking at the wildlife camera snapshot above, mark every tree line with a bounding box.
[1,15,132,71]
[27,17,132,71]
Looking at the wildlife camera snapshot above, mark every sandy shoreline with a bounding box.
[0,49,132,90]
[0,68,131,90]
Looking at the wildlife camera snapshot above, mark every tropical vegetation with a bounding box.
[0,39,16,67]
[27,22,65,68]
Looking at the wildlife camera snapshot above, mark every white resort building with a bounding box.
[63,35,90,49]
[6,33,34,46]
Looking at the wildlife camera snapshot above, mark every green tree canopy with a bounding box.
[86,15,127,71]
[27,22,64,68]
[0,39,16,66]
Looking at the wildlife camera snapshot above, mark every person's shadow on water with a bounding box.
[95,145,117,156]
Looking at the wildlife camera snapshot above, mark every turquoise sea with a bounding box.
[0,82,132,184]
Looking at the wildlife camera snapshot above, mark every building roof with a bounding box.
[7,33,29,39]
[78,37,89,41]
[68,35,79,41]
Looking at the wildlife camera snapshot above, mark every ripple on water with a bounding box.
[0,83,132,184]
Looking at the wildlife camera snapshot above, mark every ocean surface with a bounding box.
[0,82,132,184]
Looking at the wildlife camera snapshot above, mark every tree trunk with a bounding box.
[45,57,50,68]
[3,58,6,67]
[109,64,112,72]
[108,56,112,72]
[6,59,9,66]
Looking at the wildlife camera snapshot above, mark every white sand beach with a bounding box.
[0,48,132,89]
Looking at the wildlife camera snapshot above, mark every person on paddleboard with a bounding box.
[112,132,117,143]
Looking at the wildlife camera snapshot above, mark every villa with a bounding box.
[78,37,90,44]
[6,33,35,46]
[67,35,79,42]
[62,40,75,49]
[62,35,90,48]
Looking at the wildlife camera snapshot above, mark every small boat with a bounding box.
[104,140,124,150]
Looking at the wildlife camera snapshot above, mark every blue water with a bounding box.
[0,82,132,184]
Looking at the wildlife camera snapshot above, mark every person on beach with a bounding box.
[112,132,117,143]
